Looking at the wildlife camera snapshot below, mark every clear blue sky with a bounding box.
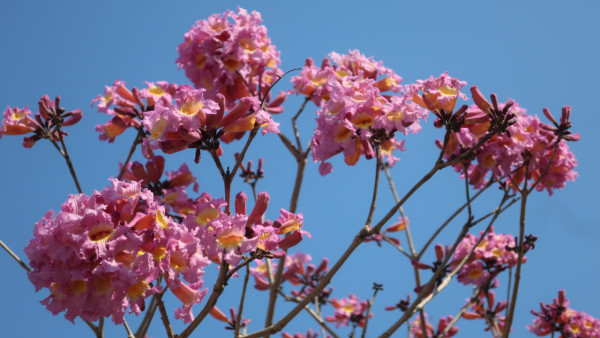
[1,1,599,337]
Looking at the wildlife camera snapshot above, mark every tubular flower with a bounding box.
[25,179,210,324]
[325,294,371,328]
[406,72,468,119]
[290,50,427,175]
[184,192,309,266]
[176,8,282,106]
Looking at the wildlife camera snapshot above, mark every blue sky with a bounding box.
[1,1,599,337]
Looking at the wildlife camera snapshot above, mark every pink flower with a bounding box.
[176,8,281,105]
[450,228,525,287]
[325,294,371,328]
[291,50,427,175]
[443,89,578,195]
[528,290,600,337]
[25,179,210,324]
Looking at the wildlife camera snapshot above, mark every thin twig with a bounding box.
[50,137,82,193]
[156,290,175,338]
[117,128,144,180]
[277,291,339,338]
[361,285,382,338]
[135,295,157,337]
[417,179,494,260]
[438,285,486,337]
[123,318,135,338]
[502,182,529,338]
[381,162,427,336]
[365,148,382,226]
[98,317,105,338]
[382,236,411,259]
[235,264,251,337]
[0,238,31,272]
[379,191,510,337]
[292,96,311,149]
[242,128,497,338]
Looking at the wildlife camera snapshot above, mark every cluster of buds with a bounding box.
[251,252,330,301]
[209,306,250,331]
[290,50,427,175]
[1,95,82,147]
[463,291,507,334]
[237,154,264,186]
[441,86,579,194]
[120,156,199,217]
[409,314,459,338]
[528,290,600,337]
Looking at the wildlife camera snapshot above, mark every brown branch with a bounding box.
[156,290,175,338]
[177,260,229,337]
[117,128,145,180]
[234,264,251,337]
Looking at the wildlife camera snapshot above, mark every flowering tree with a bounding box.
[1,7,597,338]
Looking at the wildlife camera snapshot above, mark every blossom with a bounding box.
[290,50,427,175]
[325,294,371,328]
[450,228,523,287]
[442,89,578,195]
[25,179,209,324]
[176,8,282,105]
[406,72,468,119]
[528,290,600,337]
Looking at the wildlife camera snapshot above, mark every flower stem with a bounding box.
[117,128,144,180]
[234,264,251,337]
[502,187,529,337]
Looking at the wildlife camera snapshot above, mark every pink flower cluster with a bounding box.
[325,294,371,328]
[450,228,522,287]
[25,178,308,324]
[443,87,578,195]
[528,290,600,337]
[93,80,280,157]
[176,8,282,105]
[1,95,82,147]
[409,314,458,338]
[290,50,427,175]
[25,179,208,324]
